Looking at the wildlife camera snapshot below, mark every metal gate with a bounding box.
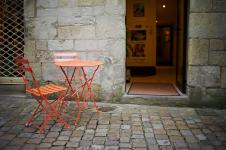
[0,0,24,84]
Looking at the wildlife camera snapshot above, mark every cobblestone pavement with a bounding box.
[0,98,226,150]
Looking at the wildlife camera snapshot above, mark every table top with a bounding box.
[55,60,103,67]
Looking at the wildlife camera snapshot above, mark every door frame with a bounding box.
[175,0,188,93]
[125,0,188,94]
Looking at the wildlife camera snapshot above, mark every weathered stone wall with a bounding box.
[23,0,226,106]
[24,0,126,102]
[187,0,226,107]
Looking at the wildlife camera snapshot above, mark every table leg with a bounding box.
[74,66,100,125]
[59,66,80,108]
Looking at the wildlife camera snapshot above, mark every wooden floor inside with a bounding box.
[126,66,180,95]
[130,66,176,83]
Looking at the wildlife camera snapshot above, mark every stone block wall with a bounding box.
[24,0,126,102]
[23,0,226,105]
[187,0,226,107]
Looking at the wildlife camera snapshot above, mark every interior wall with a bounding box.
[156,0,178,66]
[156,0,177,25]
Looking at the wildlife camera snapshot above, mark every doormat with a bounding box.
[128,82,179,96]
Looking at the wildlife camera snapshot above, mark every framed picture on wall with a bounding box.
[129,43,146,58]
[133,3,145,17]
[127,0,149,22]
[131,30,146,41]
[127,28,147,60]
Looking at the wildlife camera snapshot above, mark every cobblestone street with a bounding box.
[0,98,226,150]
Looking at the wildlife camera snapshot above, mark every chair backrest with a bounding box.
[53,52,82,79]
[53,52,80,62]
[15,57,39,90]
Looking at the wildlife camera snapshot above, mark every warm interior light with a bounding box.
[162,4,166,8]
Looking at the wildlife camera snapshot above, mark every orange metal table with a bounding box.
[55,60,103,125]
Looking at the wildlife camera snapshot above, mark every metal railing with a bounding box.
[0,0,24,83]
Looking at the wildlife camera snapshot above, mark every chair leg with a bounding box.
[74,99,86,125]
[74,86,80,108]
[74,90,89,125]
[25,104,41,126]
[28,93,70,132]
[80,80,89,108]
[53,92,66,114]
[39,113,51,133]
[89,89,99,113]
[41,96,70,129]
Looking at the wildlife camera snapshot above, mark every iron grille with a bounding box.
[0,0,24,78]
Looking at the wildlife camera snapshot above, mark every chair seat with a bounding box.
[26,84,67,96]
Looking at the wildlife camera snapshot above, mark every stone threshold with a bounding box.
[120,94,189,107]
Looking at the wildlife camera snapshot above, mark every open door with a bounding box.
[126,0,156,67]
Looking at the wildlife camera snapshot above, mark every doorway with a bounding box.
[126,0,187,96]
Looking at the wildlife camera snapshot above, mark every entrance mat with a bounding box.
[128,82,179,96]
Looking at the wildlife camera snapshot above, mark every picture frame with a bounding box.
[127,27,147,60]
[127,43,146,58]
[131,30,146,41]
[133,3,145,17]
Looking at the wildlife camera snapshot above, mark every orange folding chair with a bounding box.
[53,52,83,107]
[16,57,70,133]
[53,52,82,84]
